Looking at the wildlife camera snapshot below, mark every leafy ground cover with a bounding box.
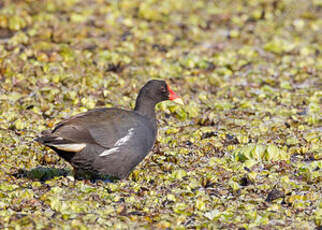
[0,0,321,229]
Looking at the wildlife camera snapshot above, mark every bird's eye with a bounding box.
[161,87,166,92]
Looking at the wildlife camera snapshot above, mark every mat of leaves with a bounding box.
[0,0,321,229]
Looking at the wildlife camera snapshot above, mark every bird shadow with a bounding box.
[12,167,118,183]
[13,167,70,182]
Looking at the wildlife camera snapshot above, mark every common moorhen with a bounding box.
[35,80,183,179]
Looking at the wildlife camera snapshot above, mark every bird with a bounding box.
[35,80,184,180]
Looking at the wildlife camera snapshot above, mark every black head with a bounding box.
[139,80,173,103]
[134,80,182,116]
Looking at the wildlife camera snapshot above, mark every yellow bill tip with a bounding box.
[172,98,184,105]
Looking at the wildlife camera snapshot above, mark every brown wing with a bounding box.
[40,108,144,149]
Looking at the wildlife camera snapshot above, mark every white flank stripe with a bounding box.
[114,128,135,146]
[99,147,120,156]
[50,143,86,152]
[100,128,135,157]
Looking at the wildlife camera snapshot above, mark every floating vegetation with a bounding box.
[0,0,321,229]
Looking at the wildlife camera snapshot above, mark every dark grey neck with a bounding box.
[134,95,157,120]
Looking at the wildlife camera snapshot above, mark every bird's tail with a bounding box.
[34,130,60,145]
